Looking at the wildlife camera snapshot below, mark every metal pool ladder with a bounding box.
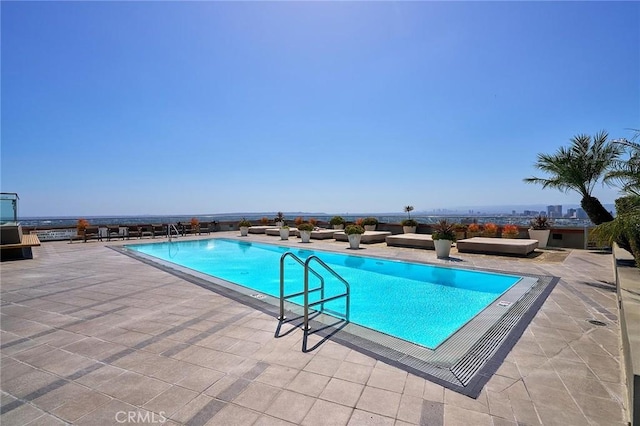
[278,252,350,351]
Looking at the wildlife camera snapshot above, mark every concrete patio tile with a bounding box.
[486,390,516,422]
[334,360,373,384]
[319,377,364,407]
[204,403,260,426]
[31,381,90,411]
[571,392,626,424]
[52,391,113,422]
[343,348,377,366]
[347,409,395,425]
[395,394,423,424]
[422,380,445,403]
[315,340,351,361]
[23,412,68,425]
[202,374,239,398]
[32,329,87,348]
[169,393,215,424]
[578,352,622,383]
[265,389,316,424]
[302,399,353,426]
[490,417,518,426]
[262,348,312,370]
[356,386,402,418]
[366,366,407,393]
[1,357,38,382]
[2,368,61,399]
[402,374,425,398]
[94,328,152,347]
[231,381,281,413]
[286,370,331,397]
[444,388,489,415]
[142,385,198,418]
[253,415,298,426]
[0,403,45,425]
[254,364,298,388]
[175,366,225,393]
[96,370,171,406]
[535,403,589,426]
[303,353,342,377]
[148,358,201,383]
[443,405,492,426]
[74,398,139,425]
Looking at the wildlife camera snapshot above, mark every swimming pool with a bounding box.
[125,238,522,349]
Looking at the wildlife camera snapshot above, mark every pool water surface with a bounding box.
[126,238,522,349]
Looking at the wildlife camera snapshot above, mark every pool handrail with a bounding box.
[278,252,325,320]
[303,255,351,332]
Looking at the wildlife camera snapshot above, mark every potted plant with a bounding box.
[362,217,378,231]
[529,215,551,248]
[467,223,481,238]
[274,212,285,227]
[309,218,318,227]
[297,222,313,243]
[238,218,251,236]
[294,216,304,226]
[454,224,467,241]
[329,216,345,230]
[401,205,417,233]
[279,224,290,240]
[502,224,520,239]
[482,222,498,238]
[432,219,457,259]
[345,224,365,249]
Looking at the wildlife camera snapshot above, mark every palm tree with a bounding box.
[605,129,640,196]
[523,131,623,225]
[403,205,414,219]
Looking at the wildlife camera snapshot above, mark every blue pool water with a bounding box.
[126,238,521,349]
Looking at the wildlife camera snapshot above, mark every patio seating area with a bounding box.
[0,232,628,425]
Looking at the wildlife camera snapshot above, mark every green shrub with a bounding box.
[297,222,313,231]
[591,195,640,267]
[329,216,345,225]
[345,224,365,235]
[362,217,378,226]
[401,219,418,227]
[431,220,457,241]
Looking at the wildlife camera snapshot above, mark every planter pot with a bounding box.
[300,230,311,243]
[279,228,290,240]
[402,226,417,234]
[528,229,550,248]
[239,226,249,237]
[333,224,344,230]
[348,234,362,249]
[364,225,376,232]
[434,239,452,259]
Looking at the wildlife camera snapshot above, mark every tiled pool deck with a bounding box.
[0,232,629,425]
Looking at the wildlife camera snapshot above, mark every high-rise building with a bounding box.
[576,208,588,219]
[566,208,577,218]
[547,205,562,218]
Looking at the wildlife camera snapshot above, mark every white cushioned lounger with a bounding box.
[456,237,538,256]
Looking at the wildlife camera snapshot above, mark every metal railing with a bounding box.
[167,224,181,241]
[279,252,350,351]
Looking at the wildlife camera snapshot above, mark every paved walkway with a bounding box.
[0,232,629,425]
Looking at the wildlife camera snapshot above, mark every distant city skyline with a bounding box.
[2,2,637,217]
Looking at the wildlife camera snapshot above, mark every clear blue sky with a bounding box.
[2,1,638,217]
